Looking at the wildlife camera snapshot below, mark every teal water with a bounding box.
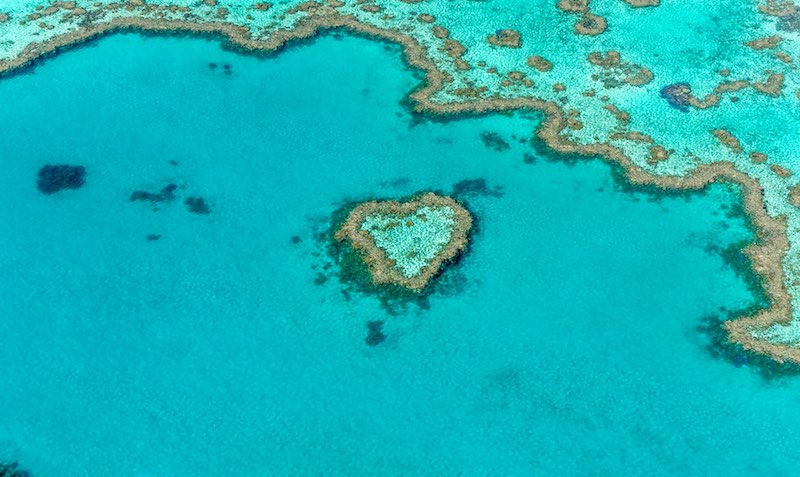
[1,32,799,476]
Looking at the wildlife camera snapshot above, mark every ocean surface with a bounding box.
[1,32,800,476]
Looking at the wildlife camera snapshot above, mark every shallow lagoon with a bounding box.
[1,32,799,476]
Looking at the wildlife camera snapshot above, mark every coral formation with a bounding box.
[335,193,472,292]
[130,183,178,203]
[365,320,386,346]
[185,196,211,214]
[37,164,85,195]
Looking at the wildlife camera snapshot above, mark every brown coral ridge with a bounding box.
[661,71,786,111]
[574,13,607,36]
[557,0,590,13]
[0,7,796,364]
[622,0,659,6]
[334,193,472,292]
[487,29,521,48]
[759,0,798,17]
[527,55,553,72]
[711,129,743,154]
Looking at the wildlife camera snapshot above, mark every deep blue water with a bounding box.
[1,32,799,476]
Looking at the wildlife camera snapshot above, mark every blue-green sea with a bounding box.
[2,32,800,476]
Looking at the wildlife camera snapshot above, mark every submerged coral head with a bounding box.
[335,193,472,292]
[37,164,85,194]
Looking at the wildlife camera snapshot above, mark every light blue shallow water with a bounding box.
[1,32,800,476]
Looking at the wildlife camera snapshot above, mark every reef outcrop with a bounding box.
[37,164,85,195]
[334,193,472,292]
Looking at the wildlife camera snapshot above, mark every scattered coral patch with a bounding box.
[622,0,660,7]
[365,320,386,346]
[487,29,521,48]
[185,196,211,214]
[479,131,511,152]
[130,183,177,203]
[588,51,653,88]
[37,164,86,194]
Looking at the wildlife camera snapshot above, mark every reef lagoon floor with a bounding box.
[3,31,800,476]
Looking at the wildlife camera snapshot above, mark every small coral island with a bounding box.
[334,193,473,292]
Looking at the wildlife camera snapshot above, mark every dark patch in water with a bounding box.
[208,62,217,70]
[291,235,302,245]
[480,131,511,152]
[523,152,537,164]
[365,320,386,346]
[130,183,177,204]
[313,273,328,286]
[451,178,504,199]
[37,164,86,194]
[0,461,31,477]
[659,83,692,112]
[146,234,161,242]
[379,177,411,189]
[185,196,211,214]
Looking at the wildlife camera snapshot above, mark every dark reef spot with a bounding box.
[0,461,31,477]
[480,131,511,152]
[659,83,692,112]
[146,234,161,242]
[37,164,86,194]
[291,235,302,244]
[169,160,179,166]
[208,62,217,70]
[452,178,504,199]
[365,320,386,346]
[523,152,537,164]
[130,183,177,204]
[313,273,328,286]
[379,177,411,189]
[185,196,211,214]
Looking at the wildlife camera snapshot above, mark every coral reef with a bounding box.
[365,320,386,346]
[130,183,178,203]
[37,164,85,195]
[334,193,472,292]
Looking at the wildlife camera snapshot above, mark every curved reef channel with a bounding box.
[2,0,800,363]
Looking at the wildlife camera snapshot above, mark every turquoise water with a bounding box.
[1,32,800,476]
